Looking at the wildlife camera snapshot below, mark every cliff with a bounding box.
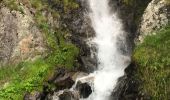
[0,0,169,99]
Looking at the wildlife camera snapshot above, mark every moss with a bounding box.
[0,0,79,99]
[1,0,24,13]
[47,0,79,13]
[63,0,79,12]
[0,58,52,99]
[133,26,170,99]
[122,0,151,25]
[0,36,79,99]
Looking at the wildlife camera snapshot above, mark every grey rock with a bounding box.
[138,0,170,42]
[0,5,46,66]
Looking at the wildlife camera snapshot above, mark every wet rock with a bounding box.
[76,81,92,98]
[48,68,75,90]
[59,91,79,100]
[80,56,97,73]
[111,63,140,100]
[53,90,79,100]
[48,68,89,91]
[71,72,88,82]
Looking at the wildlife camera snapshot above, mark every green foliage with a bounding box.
[30,0,44,10]
[49,0,79,13]
[31,1,79,69]
[123,0,134,5]
[0,59,52,99]
[122,0,151,25]
[1,0,23,13]
[133,26,170,99]
[63,0,79,12]
[0,0,79,99]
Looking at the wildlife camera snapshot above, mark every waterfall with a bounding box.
[81,0,131,100]
[52,0,131,100]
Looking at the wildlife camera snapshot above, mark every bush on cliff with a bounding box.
[133,26,170,100]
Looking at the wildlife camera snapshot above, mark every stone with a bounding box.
[52,90,79,100]
[0,5,46,66]
[24,92,41,100]
[48,68,75,90]
[76,81,92,98]
[80,56,97,73]
[138,0,170,42]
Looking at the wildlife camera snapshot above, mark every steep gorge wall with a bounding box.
[0,4,46,66]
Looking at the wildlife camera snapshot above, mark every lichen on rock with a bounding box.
[138,0,170,42]
[0,5,46,66]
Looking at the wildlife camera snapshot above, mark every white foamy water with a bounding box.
[52,0,131,100]
[80,0,131,100]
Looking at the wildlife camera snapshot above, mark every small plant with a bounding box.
[133,26,170,99]
[0,0,80,99]
[2,0,24,13]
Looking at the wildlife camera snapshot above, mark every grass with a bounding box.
[0,59,52,99]
[1,0,24,13]
[0,30,79,99]
[133,26,170,100]
[0,0,79,99]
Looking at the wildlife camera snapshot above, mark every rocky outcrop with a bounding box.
[0,5,46,66]
[52,90,80,100]
[138,0,170,41]
[24,67,91,100]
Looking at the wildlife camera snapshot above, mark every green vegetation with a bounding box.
[0,59,52,99]
[0,0,79,99]
[1,0,24,13]
[133,26,170,99]
[60,0,79,12]
[122,0,151,24]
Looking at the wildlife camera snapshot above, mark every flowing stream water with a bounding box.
[53,0,131,100]
[79,0,131,100]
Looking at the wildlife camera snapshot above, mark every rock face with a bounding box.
[53,90,80,100]
[138,0,170,41]
[0,5,46,66]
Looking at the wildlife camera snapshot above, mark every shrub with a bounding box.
[133,26,170,99]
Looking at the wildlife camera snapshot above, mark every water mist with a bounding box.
[80,0,131,100]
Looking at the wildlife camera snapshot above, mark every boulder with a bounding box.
[48,68,75,90]
[80,56,97,73]
[138,0,170,42]
[48,68,89,90]
[76,81,92,98]
[52,90,79,100]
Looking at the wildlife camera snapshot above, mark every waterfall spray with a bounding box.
[81,0,131,100]
[52,0,131,100]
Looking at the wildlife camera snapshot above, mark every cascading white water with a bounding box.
[80,0,131,100]
[52,0,131,100]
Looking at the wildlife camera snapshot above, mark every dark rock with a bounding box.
[110,63,140,100]
[80,56,97,73]
[48,68,66,83]
[59,90,79,100]
[76,81,92,98]
[52,90,79,100]
[48,68,75,90]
